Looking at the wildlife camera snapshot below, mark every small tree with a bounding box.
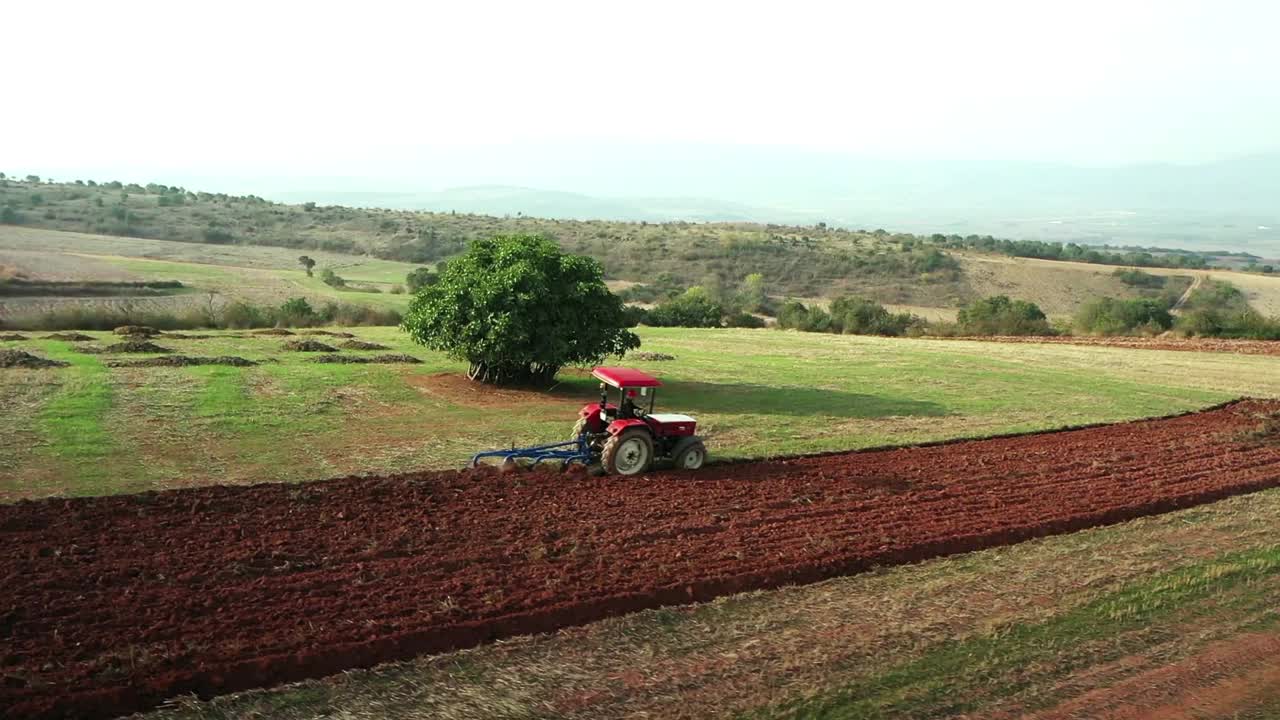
[402,234,640,385]
[405,266,438,292]
[646,287,724,327]
[739,272,768,313]
[279,297,317,326]
[319,268,346,288]
[957,295,1051,335]
[298,255,316,277]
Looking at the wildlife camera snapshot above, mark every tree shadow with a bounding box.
[663,380,948,419]
[547,374,947,420]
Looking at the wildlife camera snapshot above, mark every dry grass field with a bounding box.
[958,252,1280,318]
[0,225,421,319]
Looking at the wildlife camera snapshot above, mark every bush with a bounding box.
[405,267,438,292]
[203,226,234,244]
[957,295,1051,335]
[645,287,724,327]
[278,297,318,326]
[829,296,916,336]
[1074,297,1173,336]
[402,234,639,385]
[1113,267,1166,289]
[723,310,766,328]
[319,268,346,288]
[776,301,833,332]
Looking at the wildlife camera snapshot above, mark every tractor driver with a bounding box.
[619,389,641,419]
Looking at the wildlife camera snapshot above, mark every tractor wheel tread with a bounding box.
[602,429,654,476]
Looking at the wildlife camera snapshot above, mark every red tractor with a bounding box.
[469,366,707,475]
[574,367,707,475]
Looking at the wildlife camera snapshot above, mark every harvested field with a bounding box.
[103,356,258,368]
[308,353,421,364]
[0,350,69,369]
[338,339,390,350]
[941,335,1280,356]
[282,339,337,352]
[3,400,1280,719]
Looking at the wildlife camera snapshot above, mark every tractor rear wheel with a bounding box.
[672,437,707,470]
[601,429,654,476]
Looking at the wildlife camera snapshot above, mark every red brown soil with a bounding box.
[1024,632,1280,719]
[3,400,1280,719]
[939,335,1280,356]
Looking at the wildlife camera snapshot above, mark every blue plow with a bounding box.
[469,435,594,470]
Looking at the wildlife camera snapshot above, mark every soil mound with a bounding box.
[113,325,160,337]
[299,330,355,338]
[160,333,215,340]
[41,332,94,342]
[0,333,28,341]
[105,355,257,368]
[101,340,174,354]
[309,353,422,364]
[0,350,69,368]
[282,339,338,352]
[629,352,676,361]
[339,340,390,350]
[253,328,295,336]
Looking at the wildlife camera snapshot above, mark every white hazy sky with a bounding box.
[4,0,1278,185]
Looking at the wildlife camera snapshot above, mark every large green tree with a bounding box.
[402,234,640,385]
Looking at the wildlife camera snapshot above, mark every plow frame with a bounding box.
[469,435,595,470]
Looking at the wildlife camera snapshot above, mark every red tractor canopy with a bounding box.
[591,366,662,389]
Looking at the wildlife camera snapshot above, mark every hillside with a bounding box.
[5,176,1280,322]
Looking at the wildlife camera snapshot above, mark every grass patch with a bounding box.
[754,544,1280,719]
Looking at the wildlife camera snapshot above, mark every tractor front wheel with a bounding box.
[672,437,707,470]
[601,429,654,476]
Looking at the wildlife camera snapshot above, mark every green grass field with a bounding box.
[3,326,1279,501]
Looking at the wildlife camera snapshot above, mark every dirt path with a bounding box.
[3,400,1280,719]
[1170,272,1205,314]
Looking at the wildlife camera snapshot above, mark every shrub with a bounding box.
[1074,297,1173,336]
[829,296,915,336]
[1113,267,1166,289]
[723,310,766,328]
[957,295,1051,335]
[645,287,724,327]
[279,297,318,325]
[203,225,234,244]
[319,268,346,288]
[405,267,438,292]
[776,301,833,332]
[402,234,639,385]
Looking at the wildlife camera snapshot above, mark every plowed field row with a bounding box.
[3,400,1279,719]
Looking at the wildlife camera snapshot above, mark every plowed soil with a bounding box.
[940,335,1280,356]
[3,400,1280,719]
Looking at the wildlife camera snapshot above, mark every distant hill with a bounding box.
[245,145,1280,255]
[267,186,796,224]
[4,175,1280,319]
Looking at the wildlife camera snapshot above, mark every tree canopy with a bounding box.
[401,234,640,385]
